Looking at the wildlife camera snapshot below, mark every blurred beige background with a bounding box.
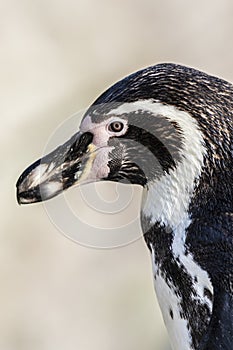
[2,1,233,349]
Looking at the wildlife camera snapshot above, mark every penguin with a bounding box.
[16,63,233,350]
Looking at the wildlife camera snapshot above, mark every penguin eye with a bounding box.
[108,121,124,133]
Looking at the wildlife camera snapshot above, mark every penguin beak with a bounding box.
[16,131,95,204]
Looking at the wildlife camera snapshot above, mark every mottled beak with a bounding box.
[16,131,94,204]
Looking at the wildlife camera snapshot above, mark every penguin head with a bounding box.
[16,99,183,204]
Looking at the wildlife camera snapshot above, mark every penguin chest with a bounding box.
[150,247,213,350]
[153,268,193,350]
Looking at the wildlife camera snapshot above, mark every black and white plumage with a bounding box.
[16,63,233,350]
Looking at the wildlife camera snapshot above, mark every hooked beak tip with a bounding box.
[16,131,95,205]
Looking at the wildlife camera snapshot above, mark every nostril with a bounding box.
[66,132,93,161]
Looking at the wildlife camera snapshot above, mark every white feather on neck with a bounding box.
[138,101,205,229]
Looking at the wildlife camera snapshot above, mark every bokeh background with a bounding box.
[2,1,233,349]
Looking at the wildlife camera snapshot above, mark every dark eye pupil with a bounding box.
[109,121,124,132]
